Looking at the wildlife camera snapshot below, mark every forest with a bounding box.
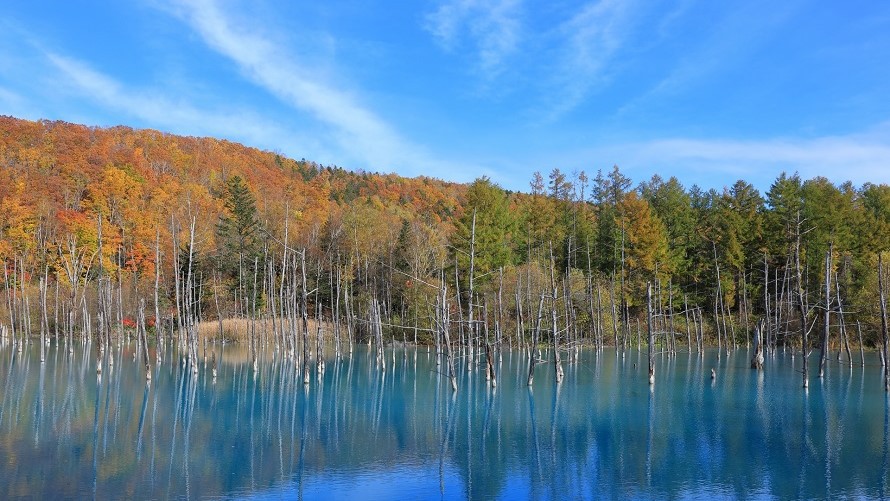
[1,115,889,384]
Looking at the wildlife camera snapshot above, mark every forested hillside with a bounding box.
[1,115,889,357]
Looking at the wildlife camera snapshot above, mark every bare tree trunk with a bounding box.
[515,280,524,352]
[741,269,750,349]
[185,216,198,374]
[647,282,654,385]
[610,275,619,349]
[213,273,224,343]
[96,216,105,373]
[836,273,852,366]
[171,216,183,347]
[527,290,546,386]
[818,245,832,378]
[795,212,810,389]
[138,298,151,379]
[54,274,59,344]
[763,255,771,354]
[684,295,692,352]
[373,296,386,371]
[154,228,162,360]
[38,273,46,362]
[335,263,342,359]
[668,279,676,355]
[751,318,765,369]
[251,256,259,360]
[879,254,890,391]
[549,242,564,384]
[483,299,496,387]
[497,267,504,352]
[596,279,604,351]
[316,300,325,374]
[4,260,15,343]
[438,277,457,392]
[586,240,596,350]
[856,320,865,367]
[300,250,311,384]
[280,215,290,354]
[467,210,476,373]
[116,249,124,345]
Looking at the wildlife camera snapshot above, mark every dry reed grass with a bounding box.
[195,317,334,344]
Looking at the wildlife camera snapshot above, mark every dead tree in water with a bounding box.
[794,213,816,389]
[818,245,832,378]
[137,298,151,379]
[549,243,564,384]
[483,299,496,386]
[315,300,325,374]
[835,272,853,365]
[467,210,477,372]
[372,297,386,371]
[437,277,457,391]
[38,269,48,363]
[751,318,765,370]
[526,290,546,386]
[879,254,890,391]
[647,282,654,385]
[684,295,692,352]
[300,249,311,384]
[96,215,107,374]
[153,229,163,362]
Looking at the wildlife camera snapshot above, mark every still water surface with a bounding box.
[1,342,889,499]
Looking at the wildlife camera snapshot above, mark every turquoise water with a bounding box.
[1,342,889,499]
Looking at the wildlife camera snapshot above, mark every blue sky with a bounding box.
[1,0,889,193]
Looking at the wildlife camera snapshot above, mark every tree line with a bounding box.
[1,117,889,378]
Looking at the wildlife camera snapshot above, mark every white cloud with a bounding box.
[549,126,890,191]
[632,133,890,186]
[44,53,306,154]
[618,1,800,118]
[169,0,464,178]
[543,0,637,119]
[425,0,522,81]
[0,86,35,118]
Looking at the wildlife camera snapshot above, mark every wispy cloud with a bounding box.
[425,0,523,81]
[0,86,34,118]
[632,132,890,186]
[169,0,460,177]
[44,53,307,154]
[543,0,637,119]
[618,1,800,117]
[550,125,890,190]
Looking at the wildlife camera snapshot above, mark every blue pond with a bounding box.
[1,342,889,499]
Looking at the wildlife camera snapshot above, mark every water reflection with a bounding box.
[0,343,889,499]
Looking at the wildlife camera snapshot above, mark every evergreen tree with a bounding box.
[519,171,557,263]
[216,175,263,308]
[451,177,514,287]
[641,175,695,283]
